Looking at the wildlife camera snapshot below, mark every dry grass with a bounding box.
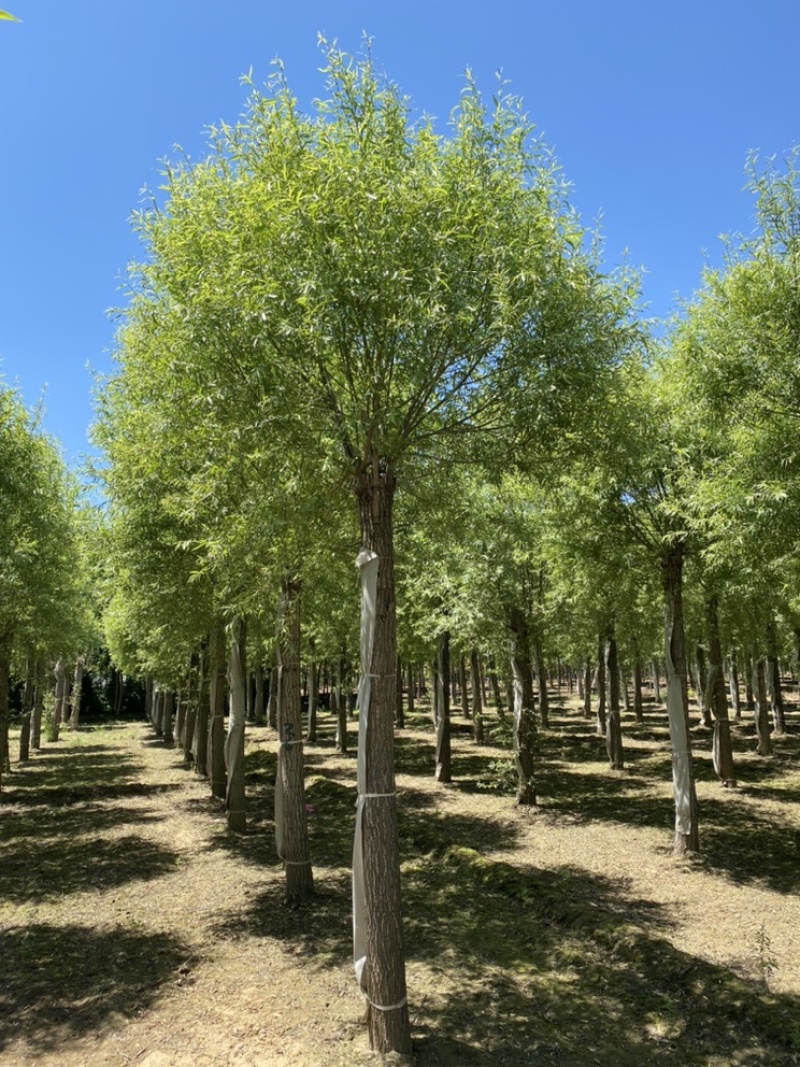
[2,691,800,1066]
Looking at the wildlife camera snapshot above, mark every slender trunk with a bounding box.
[508,609,536,805]
[254,661,266,725]
[605,625,624,770]
[469,648,484,743]
[695,645,712,728]
[69,656,85,730]
[267,664,278,730]
[144,675,154,726]
[208,621,227,799]
[31,659,44,750]
[705,596,736,786]
[766,619,787,735]
[594,635,606,736]
[19,655,34,761]
[394,655,404,729]
[633,658,644,723]
[0,635,11,787]
[406,661,415,715]
[458,656,468,720]
[728,656,741,720]
[153,689,163,736]
[488,660,504,714]
[175,686,186,750]
[583,659,592,719]
[652,660,662,704]
[184,653,199,767]
[753,659,773,756]
[430,658,439,728]
[162,691,174,746]
[306,647,318,741]
[661,540,700,855]
[744,655,756,711]
[335,653,348,753]
[193,642,209,778]
[435,632,451,783]
[533,638,549,729]
[352,458,411,1055]
[53,658,67,742]
[225,617,247,832]
[276,580,313,901]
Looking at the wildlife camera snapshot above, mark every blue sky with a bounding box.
[1,1,798,468]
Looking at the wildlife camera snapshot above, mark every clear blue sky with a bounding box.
[2,1,798,468]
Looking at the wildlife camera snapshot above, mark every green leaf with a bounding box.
[0,10,20,21]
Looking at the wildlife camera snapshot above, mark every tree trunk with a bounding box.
[406,661,415,715]
[162,691,174,746]
[53,658,67,742]
[31,659,44,750]
[335,652,348,754]
[753,658,773,756]
[267,664,278,730]
[652,660,662,704]
[69,656,85,730]
[594,635,606,736]
[306,648,318,741]
[744,655,756,711]
[394,655,404,729]
[184,653,199,767]
[508,607,536,805]
[352,458,411,1055]
[193,642,210,778]
[276,579,313,902]
[19,655,34,761]
[208,621,227,799]
[225,617,247,832]
[458,656,469,719]
[661,539,700,855]
[488,659,504,714]
[766,619,787,735]
[633,658,644,723]
[604,625,624,770]
[583,659,592,719]
[705,596,736,786]
[435,632,452,783]
[533,637,549,729]
[695,645,712,728]
[727,656,741,720]
[469,648,484,743]
[254,661,266,726]
[0,635,12,787]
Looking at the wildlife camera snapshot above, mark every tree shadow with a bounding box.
[0,834,184,902]
[403,848,800,1066]
[0,924,192,1054]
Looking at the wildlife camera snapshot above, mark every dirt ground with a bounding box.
[2,691,800,1067]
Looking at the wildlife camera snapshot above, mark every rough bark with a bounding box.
[208,621,227,799]
[508,608,536,805]
[276,580,313,902]
[435,632,452,783]
[267,664,278,730]
[704,596,736,786]
[406,661,415,715]
[458,657,469,719]
[184,653,199,767]
[661,540,700,855]
[225,617,247,832]
[352,458,410,1055]
[604,625,624,770]
[469,648,484,743]
[394,655,404,730]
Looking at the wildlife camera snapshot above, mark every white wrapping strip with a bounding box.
[353,548,379,994]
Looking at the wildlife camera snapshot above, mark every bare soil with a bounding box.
[2,692,800,1067]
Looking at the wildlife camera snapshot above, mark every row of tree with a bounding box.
[7,46,800,1057]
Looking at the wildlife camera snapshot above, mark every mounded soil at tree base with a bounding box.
[3,694,800,1067]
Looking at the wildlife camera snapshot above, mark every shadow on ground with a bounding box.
[0,924,192,1054]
